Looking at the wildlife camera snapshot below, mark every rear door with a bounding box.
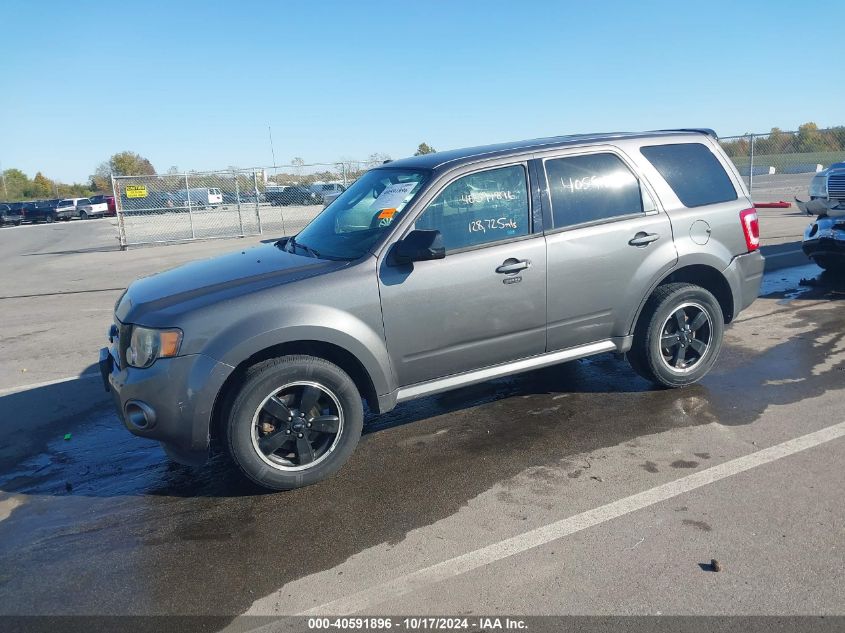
[378,162,547,387]
[538,147,677,351]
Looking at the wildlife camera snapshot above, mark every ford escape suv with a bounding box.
[100,130,764,490]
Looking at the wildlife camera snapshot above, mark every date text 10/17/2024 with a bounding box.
[307,616,528,630]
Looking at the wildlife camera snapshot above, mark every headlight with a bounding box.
[126,326,182,368]
[809,175,828,198]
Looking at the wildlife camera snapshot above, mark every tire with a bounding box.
[814,256,845,273]
[225,355,363,490]
[628,283,724,388]
[80,211,88,220]
[45,213,55,223]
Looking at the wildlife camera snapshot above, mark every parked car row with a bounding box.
[265,182,347,207]
[0,195,115,226]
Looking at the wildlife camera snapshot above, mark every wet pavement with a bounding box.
[0,264,844,627]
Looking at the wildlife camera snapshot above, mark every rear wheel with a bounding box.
[225,355,363,490]
[45,213,55,223]
[80,211,88,220]
[628,283,724,388]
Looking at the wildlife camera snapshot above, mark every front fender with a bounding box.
[204,305,395,401]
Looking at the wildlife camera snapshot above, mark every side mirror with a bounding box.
[391,229,445,265]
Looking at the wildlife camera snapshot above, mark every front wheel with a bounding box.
[80,211,88,220]
[226,355,363,490]
[45,213,55,223]
[628,283,724,388]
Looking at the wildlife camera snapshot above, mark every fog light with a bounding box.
[125,401,157,430]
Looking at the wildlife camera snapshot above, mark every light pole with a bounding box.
[268,124,277,168]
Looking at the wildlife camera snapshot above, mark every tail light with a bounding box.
[739,208,760,252]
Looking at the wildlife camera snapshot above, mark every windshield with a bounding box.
[289,168,429,260]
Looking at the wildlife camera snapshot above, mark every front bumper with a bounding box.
[803,236,845,260]
[99,346,234,463]
[803,217,845,262]
[723,250,765,318]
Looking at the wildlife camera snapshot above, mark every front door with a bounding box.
[378,163,547,388]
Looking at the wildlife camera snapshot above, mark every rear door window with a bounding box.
[640,142,737,207]
[544,153,645,229]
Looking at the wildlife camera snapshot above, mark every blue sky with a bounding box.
[3,0,844,183]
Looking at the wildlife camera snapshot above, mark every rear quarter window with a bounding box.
[640,142,737,208]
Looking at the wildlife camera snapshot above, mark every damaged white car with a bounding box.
[799,161,845,271]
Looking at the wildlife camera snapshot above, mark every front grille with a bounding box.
[828,171,845,201]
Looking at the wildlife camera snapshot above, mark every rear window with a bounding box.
[640,143,737,208]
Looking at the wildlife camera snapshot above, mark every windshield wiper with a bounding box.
[285,236,321,259]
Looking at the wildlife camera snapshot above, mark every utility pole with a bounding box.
[0,161,7,198]
[268,124,277,168]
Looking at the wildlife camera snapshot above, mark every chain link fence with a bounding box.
[112,158,395,248]
[112,129,845,248]
[719,128,845,204]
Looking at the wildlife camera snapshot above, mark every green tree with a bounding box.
[91,151,156,192]
[32,172,53,198]
[2,168,30,200]
[796,122,832,153]
[414,142,436,156]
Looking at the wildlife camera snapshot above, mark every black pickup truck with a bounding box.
[0,203,24,226]
[21,199,65,223]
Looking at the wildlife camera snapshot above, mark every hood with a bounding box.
[819,162,845,178]
[115,241,347,323]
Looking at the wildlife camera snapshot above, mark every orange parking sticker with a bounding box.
[378,208,397,219]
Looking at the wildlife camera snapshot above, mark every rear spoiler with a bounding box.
[654,128,719,139]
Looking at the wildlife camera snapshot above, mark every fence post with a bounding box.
[748,134,755,194]
[185,172,196,239]
[253,170,262,234]
[112,174,127,251]
[341,162,347,188]
[234,170,244,236]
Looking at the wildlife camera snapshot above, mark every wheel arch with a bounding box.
[630,263,735,335]
[209,339,382,447]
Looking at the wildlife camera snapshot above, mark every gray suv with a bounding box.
[99,130,764,490]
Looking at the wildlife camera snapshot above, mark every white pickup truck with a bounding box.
[796,162,845,217]
[75,197,109,219]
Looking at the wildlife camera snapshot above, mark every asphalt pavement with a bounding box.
[0,215,843,631]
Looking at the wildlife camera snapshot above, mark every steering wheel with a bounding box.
[369,208,394,229]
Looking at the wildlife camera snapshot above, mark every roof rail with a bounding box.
[654,128,718,139]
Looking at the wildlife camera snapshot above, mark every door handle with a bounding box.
[628,232,660,247]
[496,258,531,274]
